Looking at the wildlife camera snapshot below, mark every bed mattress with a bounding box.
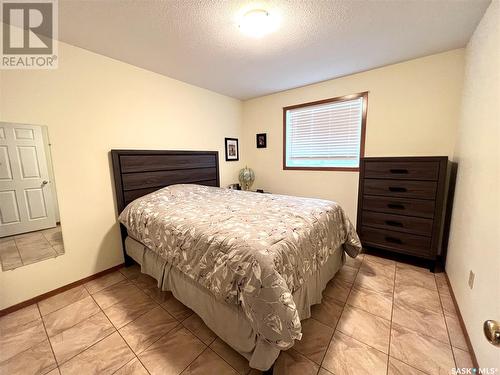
[119,184,361,350]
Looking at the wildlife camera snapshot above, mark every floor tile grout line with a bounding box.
[84,280,125,296]
[112,324,152,375]
[41,231,54,248]
[388,354,433,375]
[100,299,159,331]
[318,257,360,370]
[104,272,199,358]
[131,320,183,357]
[389,303,453,348]
[344,292,393,322]
[15,234,57,265]
[287,348,322,375]
[49,308,115,367]
[105,278,167,375]
[387,271,438,375]
[131,278,177,307]
[96,278,165,331]
[35,303,60,374]
[178,345,211,375]
[110,356,143,375]
[392,268,451,317]
[394,273,441,294]
[0,306,40,330]
[332,316,390,356]
[208,341,251,375]
[435,279,452,297]
[355,260,396,291]
[41,230,60,258]
[341,256,393,359]
[85,281,155,313]
[38,287,90,317]
[57,328,116,369]
[82,273,128,296]
[386,255,398,375]
[158,300,194,323]
[181,318,217,347]
[22,253,59,267]
[0,239,24,270]
[355,257,437,375]
[66,290,148,373]
[324,255,402,372]
[391,281,459,347]
[15,241,25,266]
[343,258,394,321]
[0,322,50,367]
[436,273,458,369]
[390,318,457,354]
[362,255,397,269]
[397,301,460,367]
[392,291,446,315]
[43,301,103,338]
[390,265,457,375]
[394,283,441,297]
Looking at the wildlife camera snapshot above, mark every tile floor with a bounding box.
[0,253,474,375]
[0,225,64,271]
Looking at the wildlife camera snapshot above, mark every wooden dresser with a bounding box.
[357,157,450,271]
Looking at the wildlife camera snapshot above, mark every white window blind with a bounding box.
[285,96,365,169]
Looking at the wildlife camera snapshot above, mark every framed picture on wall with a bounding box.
[256,133,267,148]
[225,138,239,161]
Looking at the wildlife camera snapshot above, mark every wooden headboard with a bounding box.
[111,149,220,213]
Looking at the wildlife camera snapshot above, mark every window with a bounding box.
[283,92,368,171]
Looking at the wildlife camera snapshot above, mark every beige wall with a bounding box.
[0,41,243,309]
[242,49,465,222]
[446,1,500,368]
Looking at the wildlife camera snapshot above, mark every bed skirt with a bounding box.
[124,236,345,371]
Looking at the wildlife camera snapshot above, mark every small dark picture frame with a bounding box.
[225,137,239,161]
[256,133,267,148]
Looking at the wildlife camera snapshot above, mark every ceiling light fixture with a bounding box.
[238,8,279,38]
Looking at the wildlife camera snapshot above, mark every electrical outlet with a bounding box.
[468,270,475,289]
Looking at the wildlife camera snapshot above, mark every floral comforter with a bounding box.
[119,184,361,349]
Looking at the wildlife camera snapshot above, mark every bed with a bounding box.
[111,149,361,371]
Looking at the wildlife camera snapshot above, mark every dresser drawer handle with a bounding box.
[389,168,409,174]
[385,220,403,227]
[387,203,405,210]
[385,236,403,244]
[389,187,407,192]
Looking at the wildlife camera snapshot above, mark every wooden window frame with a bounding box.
[283,91,368,171]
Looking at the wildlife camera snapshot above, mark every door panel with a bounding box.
[14,128,35,140]
[17,146,41,178]
[0,123,56,237]
[0,146,13,180]
[25,188,48,220]
[0,190,21,224]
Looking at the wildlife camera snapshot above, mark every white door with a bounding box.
[0,123,56,237]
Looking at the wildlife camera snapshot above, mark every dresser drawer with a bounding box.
[360,226,432,257]
[363,179,437,200]
[364,161,440,181]
[363,195,435,218]
[361,211,433,236]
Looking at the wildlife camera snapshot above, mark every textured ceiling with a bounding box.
[57,0,490,99]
